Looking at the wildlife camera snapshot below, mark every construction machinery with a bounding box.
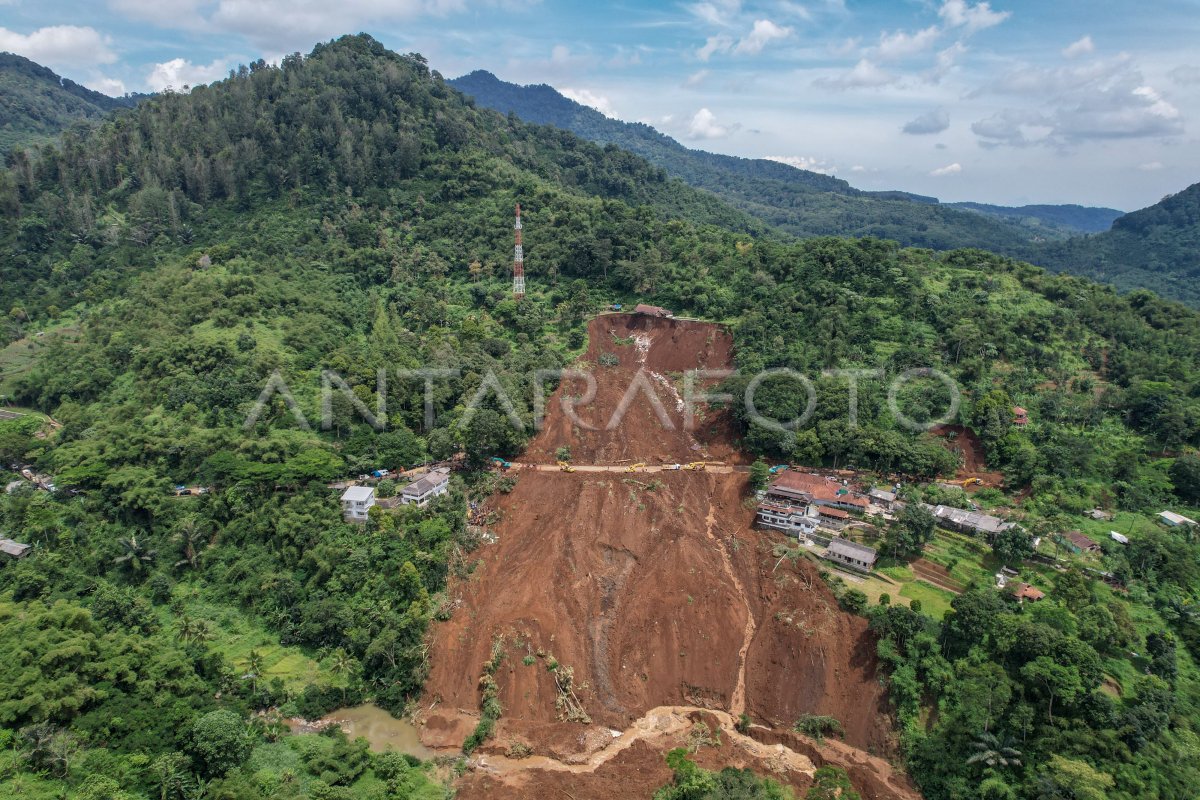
[683,461,707,471]
[490,457,513,471]
[955,477,983,487]
[769,464,789,474]
[626,462,646,473]
[557,461,576,473]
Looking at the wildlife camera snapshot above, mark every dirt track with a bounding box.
[420,315,918,799]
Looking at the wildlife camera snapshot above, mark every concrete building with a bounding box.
[868,487,898,509]
[823,539,877,573]
[341,485,375,522]
[401,470,450,507]
[755,499,819,537]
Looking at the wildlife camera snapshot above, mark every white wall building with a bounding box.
[401,470,450,507]
[341,485,375,522]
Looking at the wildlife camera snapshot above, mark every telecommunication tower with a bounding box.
[512,203,525,299]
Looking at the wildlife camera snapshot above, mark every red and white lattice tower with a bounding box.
[512,203,525,299]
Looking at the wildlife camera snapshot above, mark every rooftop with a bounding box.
[403,471,450,496]
[769,472,868,508]
[1160,510,1198,526]
[341,485,374,503]
[827,538,877,561]
[1063,530,1098,549]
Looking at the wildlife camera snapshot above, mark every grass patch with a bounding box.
[899,581,957,619]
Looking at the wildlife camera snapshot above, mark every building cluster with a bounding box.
[340,467,451,522]
[754,471,877,573]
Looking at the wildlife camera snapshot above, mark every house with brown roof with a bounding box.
[1062,530,1100,553]
[1012,406,1029,426]
[0,538,31,559]
[766,472,868,512]
[1011,582,1044,602]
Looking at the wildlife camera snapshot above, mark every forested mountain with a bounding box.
[1,34,1200,800]
[948,201,1124,234]
[448,70,1116,247]
[0,53,145,154]
[1030,183,1200,306]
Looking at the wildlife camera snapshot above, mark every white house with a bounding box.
[401,470,450,507]
[823,538,877,573]
[755,499,819,538]
[1159,510,1198,528]
[341,485,375,522]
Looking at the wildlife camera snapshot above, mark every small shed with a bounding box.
[1109,531,1129,545]
[0,538,32,559]
[1159,511,1198,528]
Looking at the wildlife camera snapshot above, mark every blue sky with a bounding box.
[2,1,1198,209]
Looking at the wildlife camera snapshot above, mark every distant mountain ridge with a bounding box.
[1030,182,1200,305]
[0,52,147,153]
[449,69,1121,251]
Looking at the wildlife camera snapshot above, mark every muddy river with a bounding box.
[289,703,436,760]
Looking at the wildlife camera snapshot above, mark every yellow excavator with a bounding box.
[682,461,707,471]
[955,477,983,487]
[625,462,646,473]
[557,460,576,473]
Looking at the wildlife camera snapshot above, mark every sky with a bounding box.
[2,1,1199,210]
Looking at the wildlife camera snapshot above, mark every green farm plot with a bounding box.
[922,530,996,586]
[0,320,82,395]
[164,592,341,692]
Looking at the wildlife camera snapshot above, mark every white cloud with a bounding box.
[1169,65,1200,85]
[1062,35,1094,59]
[971,109,1055,147]
[764,155,837,174]
[815,58,895,89]
[697,34,733,61]
[86,76,127,96]
[734,19,792,55]
[1138,161,1164,171]
[684,69,709,87]
[925,41,967,83]
[559,87,614,117]
[147,57,231,91]
[875,25,940,60]
[938,0,1009,34]
[686,107,737,139]
[930,162,962,176]
[903,108,950,135]
[0,25,116,68]
[829,37,859,56]
[687,0,743,27]
[973,55,1185,144]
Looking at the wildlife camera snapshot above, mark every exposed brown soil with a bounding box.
[523,314,748,465]
[420,313,917,799]
[928,424,1003,489]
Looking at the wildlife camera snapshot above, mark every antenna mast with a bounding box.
[512,203,525,299]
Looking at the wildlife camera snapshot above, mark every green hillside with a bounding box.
[449,70,1117,249]
[0,52,145,154]
[1,35,1199,800]
[1031,183,1200,306]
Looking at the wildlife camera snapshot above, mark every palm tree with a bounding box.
[329,648,355,704]
[244,650,265,693]
[172,517,209,570]
[966,732,1023,771]
[176,615,213,646]
[113,534,156,575]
